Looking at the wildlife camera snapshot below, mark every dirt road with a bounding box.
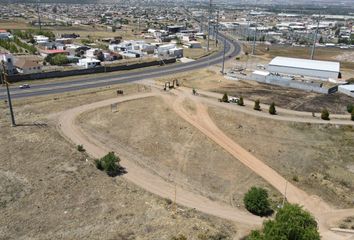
[58,89,354,239]
[57,92,262,236]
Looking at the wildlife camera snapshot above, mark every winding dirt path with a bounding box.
[169,91,354,240]
[57,92,262,235]
[58,89,354,240]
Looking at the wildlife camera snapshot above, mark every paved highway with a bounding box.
[0,33,240,100]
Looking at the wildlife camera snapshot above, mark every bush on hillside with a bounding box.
[321,108,330,120]
[246,204,320,240]
[95,152,123,177]
[254,99,261,111]
[243,187,273,217]
[269,102,276,115]
[238,96,244,106]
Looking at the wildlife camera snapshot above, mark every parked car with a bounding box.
[19,84,30,89]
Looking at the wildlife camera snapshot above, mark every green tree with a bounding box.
[321,108,330,120]
[95,152,122,176]
[254,99,261,111]
[221,93,229,103]
[247,204,320,240]
[269,102,276,115]
[347,104,353,114]
[243,187,273,217]
[47,54,69,65]
[238,96,244,106]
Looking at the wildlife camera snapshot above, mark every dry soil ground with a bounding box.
[157,69,354,114]
[0,84,238,240]
[208,106,354,208]
[78,96,281,210]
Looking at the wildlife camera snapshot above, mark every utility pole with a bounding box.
[311,15,320,60]
[37,0,42,30]
[207,0,212,52]
[282,181,288,207]
[1,62,16,127]
[252,19,257,55]
[221,37,226,74]
[215,10,219,47]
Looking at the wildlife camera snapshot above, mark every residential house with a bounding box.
[0,30,13,40]
[0,53,16,75]
[77,58,101,68]
[40,49,69,58]
[15,58,42,74]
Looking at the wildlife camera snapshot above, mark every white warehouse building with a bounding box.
[268,57,340,80]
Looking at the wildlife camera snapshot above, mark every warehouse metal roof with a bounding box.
[269,57,340,73]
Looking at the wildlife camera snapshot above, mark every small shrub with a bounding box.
[269,102,276,115]
[254,99,261,111]
[221,93,229,103]
[238,96,244,106]
[95,152,122,176]
[77,144,85,152]
[321,108,330,120]
[94,159,103,170]
[339,223,348,229]
[347,104,353,113]
[243,187,273,217]
[292,175,299,182]
[172,234,187,240]
[351,109,354,121]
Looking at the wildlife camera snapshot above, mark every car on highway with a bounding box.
[19,84,30,89]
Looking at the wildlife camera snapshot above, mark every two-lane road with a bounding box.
[0,33,240,100]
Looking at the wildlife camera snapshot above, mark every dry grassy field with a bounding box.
[208,106,354,208]
[156,69,354,114]
[79,96,282,209]
[0,84,238,240]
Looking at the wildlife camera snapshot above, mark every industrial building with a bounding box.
[338,85,354,98]
[268,57,340,80]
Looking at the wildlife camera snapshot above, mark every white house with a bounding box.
[168,47,183,58]
[0,30,13,40]
[34,35,49,44]
[77,58,101,68]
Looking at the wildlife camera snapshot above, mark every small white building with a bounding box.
[169,47,183,58]
[186,41,202,48]
[77,58,101,68]
[268,57,340,80]
[34,35,49,44]
[0,30,13,40]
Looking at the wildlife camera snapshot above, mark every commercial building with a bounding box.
[268,57,340,80]
[338,84,354,98]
